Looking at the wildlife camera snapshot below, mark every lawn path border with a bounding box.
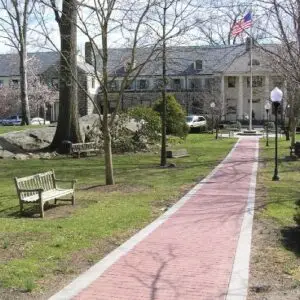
[226,138,259,300]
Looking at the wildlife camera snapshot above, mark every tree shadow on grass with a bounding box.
[1,202,73,219]
[281,226,300,257]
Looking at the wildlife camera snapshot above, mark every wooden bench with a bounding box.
[71,142,100,158]
[166,149,189,158]
[14,170,76,218]
[290,142,300,157]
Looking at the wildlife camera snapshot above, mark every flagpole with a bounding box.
[249,28,253,131]
[249,8,253,131]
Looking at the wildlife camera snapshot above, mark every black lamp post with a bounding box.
[264,101,271,147]
[270,87,283,181]
[210,102,215,134]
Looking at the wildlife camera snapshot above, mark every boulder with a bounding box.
[14,154,29,160]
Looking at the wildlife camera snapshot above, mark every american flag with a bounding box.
[232,12,252,36]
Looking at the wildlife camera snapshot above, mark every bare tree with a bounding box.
[0,0,37,125]
[257,0,300,146]
[75,0,164,184]
[147,0,200,166]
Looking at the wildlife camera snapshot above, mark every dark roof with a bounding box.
[0,52,94,77]
[0,52,59,76]
[97,44,247,77]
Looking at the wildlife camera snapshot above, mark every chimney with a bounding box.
[85,42,94,65]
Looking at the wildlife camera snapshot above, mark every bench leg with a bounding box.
[54,198,57,205]
[72,193,75,205]
[19,201,23,214]
[40,200,44,218]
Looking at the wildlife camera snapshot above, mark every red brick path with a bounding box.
[74,138,258,300]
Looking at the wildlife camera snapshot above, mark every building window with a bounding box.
[154,78,164,89]
[172,78,181,90]
[108,80,118,91]
[204,78,214,89]
[125,80,135,90]
[10,79,19,88]
[92,77,95,88]
[194,60,203,71]
[247,76,263,88]
[228,76,236,88]
[189,78,202,89]
[138,79,148,89]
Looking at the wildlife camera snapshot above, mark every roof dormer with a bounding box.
[194,59,203,71]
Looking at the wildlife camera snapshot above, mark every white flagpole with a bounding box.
[249,28,253,131]
[249,9,253,131]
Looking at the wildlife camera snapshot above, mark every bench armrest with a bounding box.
[55,179,77,189]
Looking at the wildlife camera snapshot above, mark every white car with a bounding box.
[31,117,50,125]
[186,115,207,129]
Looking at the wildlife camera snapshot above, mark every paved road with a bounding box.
[50,137,259,300]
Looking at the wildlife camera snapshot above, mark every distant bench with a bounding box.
[290,142,300,157]
[166,148,189,158]
[14,170,76,218]
[71,142,100,158]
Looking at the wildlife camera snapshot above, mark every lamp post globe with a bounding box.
[264,101,271,147]
[270,87,283,181]
[210,102,215,134]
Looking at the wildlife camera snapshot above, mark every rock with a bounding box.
[28,153,40,159]
[14,154,29,160]
[39,152,52,160]
[0,150,14,159]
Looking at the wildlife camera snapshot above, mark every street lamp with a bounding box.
[270,87,283,181]
[210,102,215,134]
[264,101,271,147]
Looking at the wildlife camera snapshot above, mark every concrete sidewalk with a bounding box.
[50,137,259,300]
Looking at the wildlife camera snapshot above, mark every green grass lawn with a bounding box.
[0,125,48,135]
[257,136,300,280]
[258,137,299,226]
[0,134,236,295]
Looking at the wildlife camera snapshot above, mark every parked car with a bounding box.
[186,115,207,130]
[2,115,22,126]
[31,117,50,125]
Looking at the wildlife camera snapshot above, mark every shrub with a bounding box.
[153,94,189,138]
[128,106,161,142]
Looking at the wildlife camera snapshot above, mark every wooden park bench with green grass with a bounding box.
[166,148,189,158]
[71,142,100,158]
[14,170,76,218]
[290,142,300,157]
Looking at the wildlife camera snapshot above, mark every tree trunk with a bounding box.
[160,5,167,167]
[102,23,115,185]
[50,0,81,149]
[103,119,114,185]
[19,46,30,125]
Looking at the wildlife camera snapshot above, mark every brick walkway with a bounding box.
[52,138,259,300]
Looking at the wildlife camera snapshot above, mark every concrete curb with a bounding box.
[226,138,259,300]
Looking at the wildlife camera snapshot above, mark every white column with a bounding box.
[264,75,270,119]
[238,76,243,120]
[221,76,225,119]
